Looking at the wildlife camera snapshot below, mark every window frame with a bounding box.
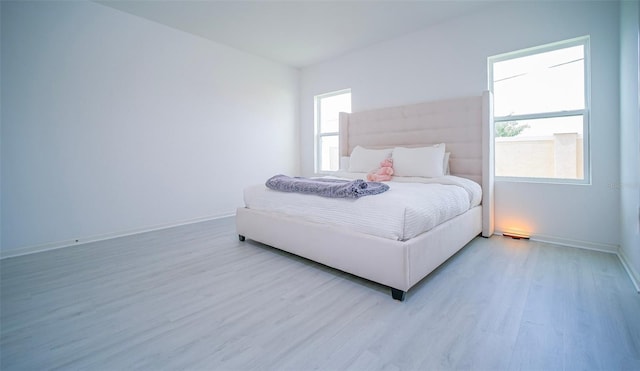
[488,36,591,185]
[314,89,351,174]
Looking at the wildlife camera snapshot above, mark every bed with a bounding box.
[236,92,494,301]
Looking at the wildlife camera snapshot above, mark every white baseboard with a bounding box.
[495,230,639,293]
[495,230,619,254]
[6,223,638,294]
[617,248,640,293]
[0,212,236,260]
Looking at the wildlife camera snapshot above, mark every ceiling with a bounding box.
[96,0,497,68]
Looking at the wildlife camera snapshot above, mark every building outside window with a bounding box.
[489,36,590,183]
[315,89,351,173]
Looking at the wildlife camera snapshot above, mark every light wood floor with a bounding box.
[1,217,639,370]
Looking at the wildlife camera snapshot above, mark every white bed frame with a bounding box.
[237,92,494,301]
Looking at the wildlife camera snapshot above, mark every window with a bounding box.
[315,89,351,172]
[489,36,590,183]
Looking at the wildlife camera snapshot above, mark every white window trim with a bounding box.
[314,89,351,174]
[488,36,591,185]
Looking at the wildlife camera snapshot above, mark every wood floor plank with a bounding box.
[2,217,639,370]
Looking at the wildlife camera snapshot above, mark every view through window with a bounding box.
[315,89,351,172]
[489,36,590,182]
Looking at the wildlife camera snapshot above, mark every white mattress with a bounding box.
[243,175,482,241]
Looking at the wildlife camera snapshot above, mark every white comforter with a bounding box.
[243,175,482,241]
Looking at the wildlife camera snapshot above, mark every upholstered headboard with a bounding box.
[339,92,494,237]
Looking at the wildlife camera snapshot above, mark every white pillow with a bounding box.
[348,146,392,173]
[393,144,446,178]
[443,152,451,175]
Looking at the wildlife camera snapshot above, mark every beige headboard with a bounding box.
[339,92,494,237]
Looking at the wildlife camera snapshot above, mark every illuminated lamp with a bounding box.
[502,232,530,240]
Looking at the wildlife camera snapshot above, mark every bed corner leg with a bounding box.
[391,288,406,301]
[238,235,245,242]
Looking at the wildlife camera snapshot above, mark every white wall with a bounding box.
[619,0,640,287]
[300,1,620,250]
[0,1,3,252]
[1,1,299,253]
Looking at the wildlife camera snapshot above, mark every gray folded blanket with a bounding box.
[265,174,390,199]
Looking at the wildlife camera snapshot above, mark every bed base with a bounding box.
[236,206,482,301]
[240,232,407,301]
